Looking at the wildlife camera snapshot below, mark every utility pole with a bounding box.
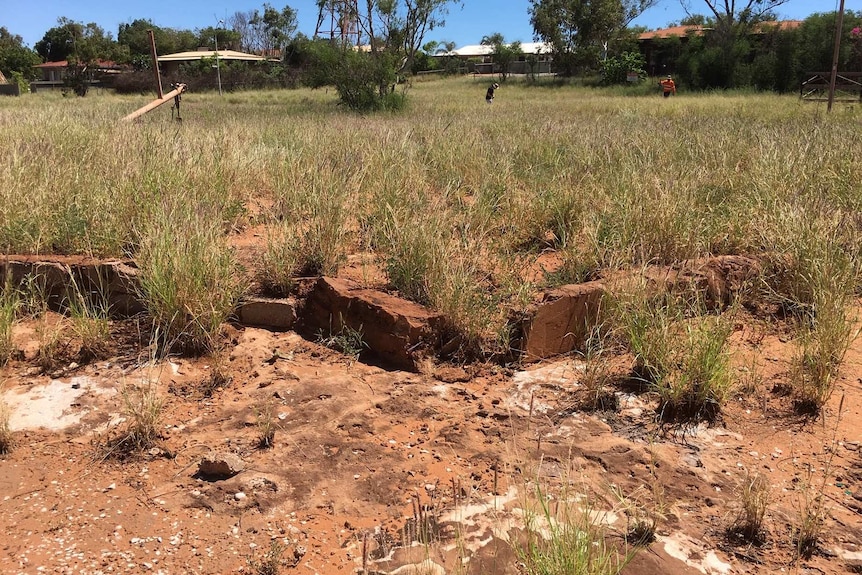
[215,19,224,96]
[147,30,163,99]
[828,0,846,112]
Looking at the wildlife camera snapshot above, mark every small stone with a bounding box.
[424,483,436,493]
[198,453,245,480]
[853,490,862,502]
[234,492,247,501]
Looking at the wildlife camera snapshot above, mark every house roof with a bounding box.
[35,60,121,69]
[638,20,802,40]
[638,25,705,40]
[441,42,553,57]
[157,50,267,62]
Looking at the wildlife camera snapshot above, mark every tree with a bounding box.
[676,0,789,88]
[600,50,646,83]
[117,19,198,64]
[34,18,121,96]
[196,26,242,52]
[0,27,40,80]
[35,18,118,63]
[481,33,523,80]
[310,0,459,110]
[435,40,459,73]
[34,20,77,62]
[230,4,297,55]
[681,0,789,31]
[678,14,713,26]
[529,0,656,75]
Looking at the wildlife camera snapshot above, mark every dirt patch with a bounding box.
[1,263,861,574]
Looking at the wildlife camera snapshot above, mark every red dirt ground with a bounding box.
[2,297,862,574]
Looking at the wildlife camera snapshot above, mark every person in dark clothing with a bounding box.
[486,82,499,104]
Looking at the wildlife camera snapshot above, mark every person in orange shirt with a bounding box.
[660,75,676,97]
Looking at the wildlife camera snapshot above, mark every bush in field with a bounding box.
[730,470,770,544]
[374,205,505,357]
[601,52,647,85]
[305,43,404,112]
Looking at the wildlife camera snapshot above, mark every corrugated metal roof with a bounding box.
[445,42,553,57]
[638,20,802,40]
[157,50,267,62]
[35,60,120,68]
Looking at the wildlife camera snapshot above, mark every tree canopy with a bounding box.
[681,0,789,30]
[481,33,523,81]
[117,19,198,62]
[35,18,119,63]
[529,0,656,75]
[306,0,459,110]
[0,27,40,79]
[234,3,299,54]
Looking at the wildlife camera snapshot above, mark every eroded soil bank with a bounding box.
[2,305,862,574]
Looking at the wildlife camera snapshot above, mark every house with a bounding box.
[157,49,268,76]
[434,42,554,75]
[0,69,18,96]
[31,60,124,92]
[637,20,802,76]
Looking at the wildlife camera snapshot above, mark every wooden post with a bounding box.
[121,84,185,122]
[828,0,846,112]
[148,30,163,99]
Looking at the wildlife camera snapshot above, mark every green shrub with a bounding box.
[600,52,647,85]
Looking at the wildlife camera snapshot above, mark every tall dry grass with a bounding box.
[135,200,245,354]
[2,81,861,359]
[0,277,20,365]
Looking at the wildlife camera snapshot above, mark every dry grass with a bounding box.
[255,400,278,449]
[135,200,245,355]
[0,277,19,365]
[0,395,12,455]
[1,82,861,369]
[517,477,635,575]
[614,292,735,422]
[100,380,165,459]
[729,470,771,544]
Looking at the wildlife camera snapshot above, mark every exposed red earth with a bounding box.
[1,254,861,575]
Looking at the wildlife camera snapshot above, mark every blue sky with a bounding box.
[3,0,860,49]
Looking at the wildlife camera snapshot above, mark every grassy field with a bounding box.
[2,76,861,409]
